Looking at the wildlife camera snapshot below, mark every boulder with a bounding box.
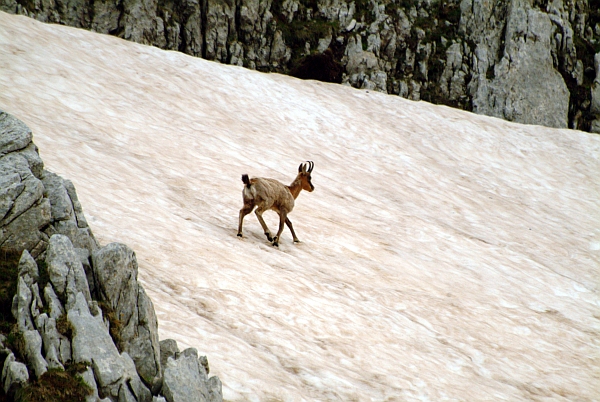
[21,329,48,378]
[92,243,161,386]
[0,196,51,257]
[1,352,28,397]
[0,153,44,226]
[207,376,223,402]
[159,339,179,376]
[0,111,53,256]
[0,111,32,155]
[68,292,151,400]
[35,313,67,368]
[46,234,92,309]
[12,276,34,331]
[18,142,44,179]
[121,352,153,402]
[42,171,74,222]
[17,249,38,286]
[161,348,210,402]
[43,282,65,320]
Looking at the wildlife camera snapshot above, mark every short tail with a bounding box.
[241,174,251,188]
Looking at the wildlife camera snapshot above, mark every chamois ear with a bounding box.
[299,163,305,173]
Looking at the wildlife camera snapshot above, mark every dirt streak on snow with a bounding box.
[1,12,599,401]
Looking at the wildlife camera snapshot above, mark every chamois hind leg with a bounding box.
[237,202,254,237]
[272,211,288,247]
[285,217,300,243]
[254,207,273,242]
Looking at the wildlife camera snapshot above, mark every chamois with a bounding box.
[237,161,315,247]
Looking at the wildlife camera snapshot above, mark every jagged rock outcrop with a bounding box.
[468,1,570,128]
[0,110,223,401]
[1,352,28,398]
[2,0,599,131]
[161,348,222,402]
[92,242,161,388]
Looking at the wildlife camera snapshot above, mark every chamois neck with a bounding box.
[287,177,303,199]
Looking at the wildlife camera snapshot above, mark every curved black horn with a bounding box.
[308,161,314,172]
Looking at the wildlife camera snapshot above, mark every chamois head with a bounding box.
[297,161,315,192]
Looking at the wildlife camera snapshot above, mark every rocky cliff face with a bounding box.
[0,110,222,401]
[2,0,600,132]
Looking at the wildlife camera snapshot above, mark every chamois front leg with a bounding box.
[272,211,288,247]
[254,207,273,242]
[237,202,254,237]
[285,217,300,243]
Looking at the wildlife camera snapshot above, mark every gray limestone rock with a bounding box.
[46,234,92,309]
[68,292,123,398]
[0,153,45,226]
[29,281,43,321]
[0,196,51,256]
[64,178,90,229]
[121,0,162,47]
[13,276,34,331]
[121,352,153,402]
[127,286,161,386]
[470,3,569,128]
[590,52,600,118]
[22,329,48,378]
[78,366,101,402]
[159,339,179,376]
[207,376,223,402]
[440,42,467,101]
[0,172,24,222]
[0,111,32,155]
[161,348,210,402]
[76,247,97,296]
[18,142,44,179]
[68,291,152,401]
[17,249,38,286]
[35,313,68,368]
[0,112,52,255]
[42,171,74,222]
[92,242,161,386]
[205,0,235,63]
[1,352,29,397]
[40,169,98,254]
[44,342,64,370]
[43,283,65,320]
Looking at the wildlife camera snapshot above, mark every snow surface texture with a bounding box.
[1,12,599,401]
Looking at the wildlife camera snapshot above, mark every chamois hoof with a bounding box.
[237,233,243,237]
[265,233,273,242]
[293,239,300,243]
[272,237,279,247]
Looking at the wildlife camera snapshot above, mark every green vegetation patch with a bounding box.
[56,314,73,338]
[15,364,92,402]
